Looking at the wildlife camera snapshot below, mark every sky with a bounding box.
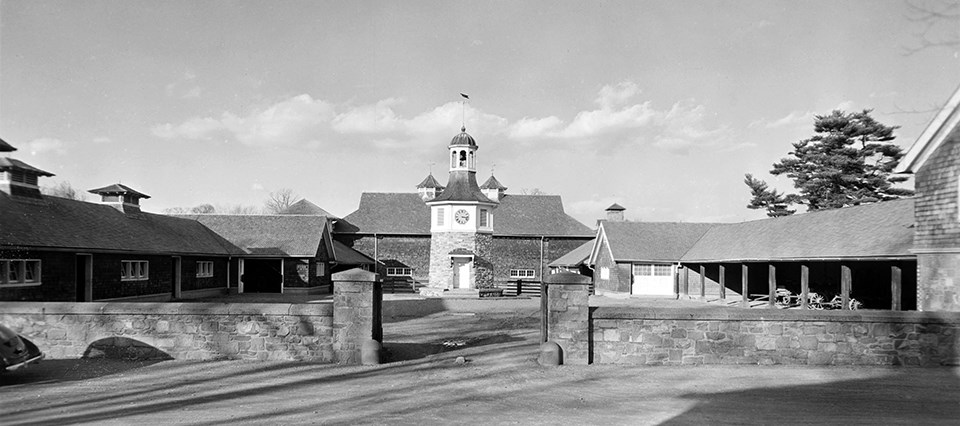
[1,0,958,226]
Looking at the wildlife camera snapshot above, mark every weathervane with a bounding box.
[460,93,469,131]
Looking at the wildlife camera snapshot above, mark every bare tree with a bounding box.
[264,188,301,214]
[190,203,216,214]
[520,188,549,195]
[42,181,87,201]
[903,0,959,55]
[218,204,262,214]
[163,206,190,214]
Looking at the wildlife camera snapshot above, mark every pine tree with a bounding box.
[746,109,913,216]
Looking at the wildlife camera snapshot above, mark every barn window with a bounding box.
[600,267,610,280]
[0,260,41,287]
[196,261,214,278]
[121,260,149,281]
[315,262,325,277]
[510,269,535,278]
[386,267,412,276]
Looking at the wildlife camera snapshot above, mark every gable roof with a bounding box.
[336,192,594,237]
[480,175,507,190]
[549,238,596,267]
[416,174,444,189]
[897,85,960,173]
[331,240,375,265]
[0,192,236,255]
[280,199,336,217]
[681,198,915,262]
[594,221,718,263]
[0,158,54,176]
[183,214,327,257]
[88,183,150,199]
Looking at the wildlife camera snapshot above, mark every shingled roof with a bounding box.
[0,137,16,152]
[0,192,237,255]
[280,199,336,217]
[549,238,595,267]
[681,198,915,262]
[336,192,593,237]
[595,221,718,263]
[0,158,54,176]
[183,215,327,257]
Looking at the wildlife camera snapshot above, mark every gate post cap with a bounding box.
[332,268,378,282]
[544,272,591,285]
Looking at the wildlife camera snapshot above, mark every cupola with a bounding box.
[88,183,151,214]
[416,173,445,201]
[480,175,507,201]
[0,157,54,199]
[605,203,626,221]
[448,126,477,173]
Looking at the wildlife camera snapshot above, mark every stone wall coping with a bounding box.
[0,302,333,317]
[332,268,379,282]
[592,306,960,323]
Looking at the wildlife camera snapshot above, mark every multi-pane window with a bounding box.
[316,262,325,277]
[121,260,149,281]
[386,267,412,276]
[633,263,673,276]
[479,209,488,227]
[436,207,445,226]
[600,267,610,280]
[509,269,536,279]
[196,261,214,278]
[0,260,41,286]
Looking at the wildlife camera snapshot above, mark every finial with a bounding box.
[461,126,466,132]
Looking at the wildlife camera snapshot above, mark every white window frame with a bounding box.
[121,260,149,281]
[315,262,325,277]
[509,269,536,279]
[653,264,673,276]
[633,263,673,277]
[437,207,445,226]
[386,267,413,277]
[196,261,214,278]
[632,264,653,276]
[0,259,42,287]
[479,209,488,227]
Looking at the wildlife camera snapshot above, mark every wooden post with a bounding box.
[841,264,852,310]
[800,264,809,310]
[891,264,902,311]
[768,264,776,309]
[681,265,689,299]
[540,282,548,343]
[741,264,749,308]
[699,264,706,299]
[719,264,726,300]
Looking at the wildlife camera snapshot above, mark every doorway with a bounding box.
[452,258,472,289]
[241,259,284,293]
[171,256,182,299]
[75,254,93,302]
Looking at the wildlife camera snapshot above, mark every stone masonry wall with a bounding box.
[0,302,335,362]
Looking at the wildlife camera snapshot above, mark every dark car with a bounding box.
[0,324,43,372]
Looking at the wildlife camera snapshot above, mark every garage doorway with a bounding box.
[241,259,283,293]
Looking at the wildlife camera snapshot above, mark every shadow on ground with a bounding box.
[0,358,169,387]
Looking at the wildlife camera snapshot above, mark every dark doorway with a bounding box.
[75,254,92,302]
[242,259,283,293]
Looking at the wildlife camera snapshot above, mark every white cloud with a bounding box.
[251,183,264,191]
[165,72,202,99]
[750,101,858,129]
[24,138,67,155]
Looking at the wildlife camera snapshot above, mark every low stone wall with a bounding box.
[0,302,336,362]
[545,272,960,367]
[592,308,960,367]
[0,268,382,364]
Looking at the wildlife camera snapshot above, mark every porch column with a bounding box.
[800,264,810,310]
[699,265,706,300]
[891,264,902,311]
[840,264,852,310]
[718,264,726,300]
[768,264,776,309]
[681,266,690,299]
[741,264,749,308]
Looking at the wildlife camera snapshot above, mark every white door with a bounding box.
[455,260,472,289]
[632,264,674,296]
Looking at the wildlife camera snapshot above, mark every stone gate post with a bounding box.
[332,268,382,364]
[545,272,591,365]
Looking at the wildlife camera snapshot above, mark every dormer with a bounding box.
[0,157,54,199]
[88,183,151,214]
[480,175,507,201]
[416,173,445,202]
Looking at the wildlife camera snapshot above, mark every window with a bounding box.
[196,261,214,278]
[0,260,41,287]
[316,262,325,277]
[509,269,536,279]
[386,267,412,276]
[479,209,488,227]
[437,207,445,226]
[121,260,149,281]
[633,263,672,276]
[600,267,610,280]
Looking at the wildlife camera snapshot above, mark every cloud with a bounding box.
[749,101,857,129]
[165,72,202,99]
[24,138,67,155]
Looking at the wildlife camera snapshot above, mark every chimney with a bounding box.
[88,183,150,214]
[480,175,507,202]
[605,203,626,222]
[0,156,54,199]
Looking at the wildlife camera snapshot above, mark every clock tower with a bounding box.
[426,127,498,290]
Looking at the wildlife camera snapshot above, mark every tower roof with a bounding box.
[0,157,54,176]
[0,137,16,152]
[416,173,445,189]
[480,175,507,190]
[430,171,495,204]
[88,183,151,199]
[449,127,477,147]
[605,203,626,212]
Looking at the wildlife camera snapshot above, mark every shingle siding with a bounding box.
[915,132,960,249]
[0,250,75,301]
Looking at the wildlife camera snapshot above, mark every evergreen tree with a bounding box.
[746,109,913,216]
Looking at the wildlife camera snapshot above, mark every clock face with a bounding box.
[454,209,470,224]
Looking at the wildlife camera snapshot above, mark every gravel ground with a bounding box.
[2,299,958,425]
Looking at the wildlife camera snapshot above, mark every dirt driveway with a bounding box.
[2,299,958,425]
